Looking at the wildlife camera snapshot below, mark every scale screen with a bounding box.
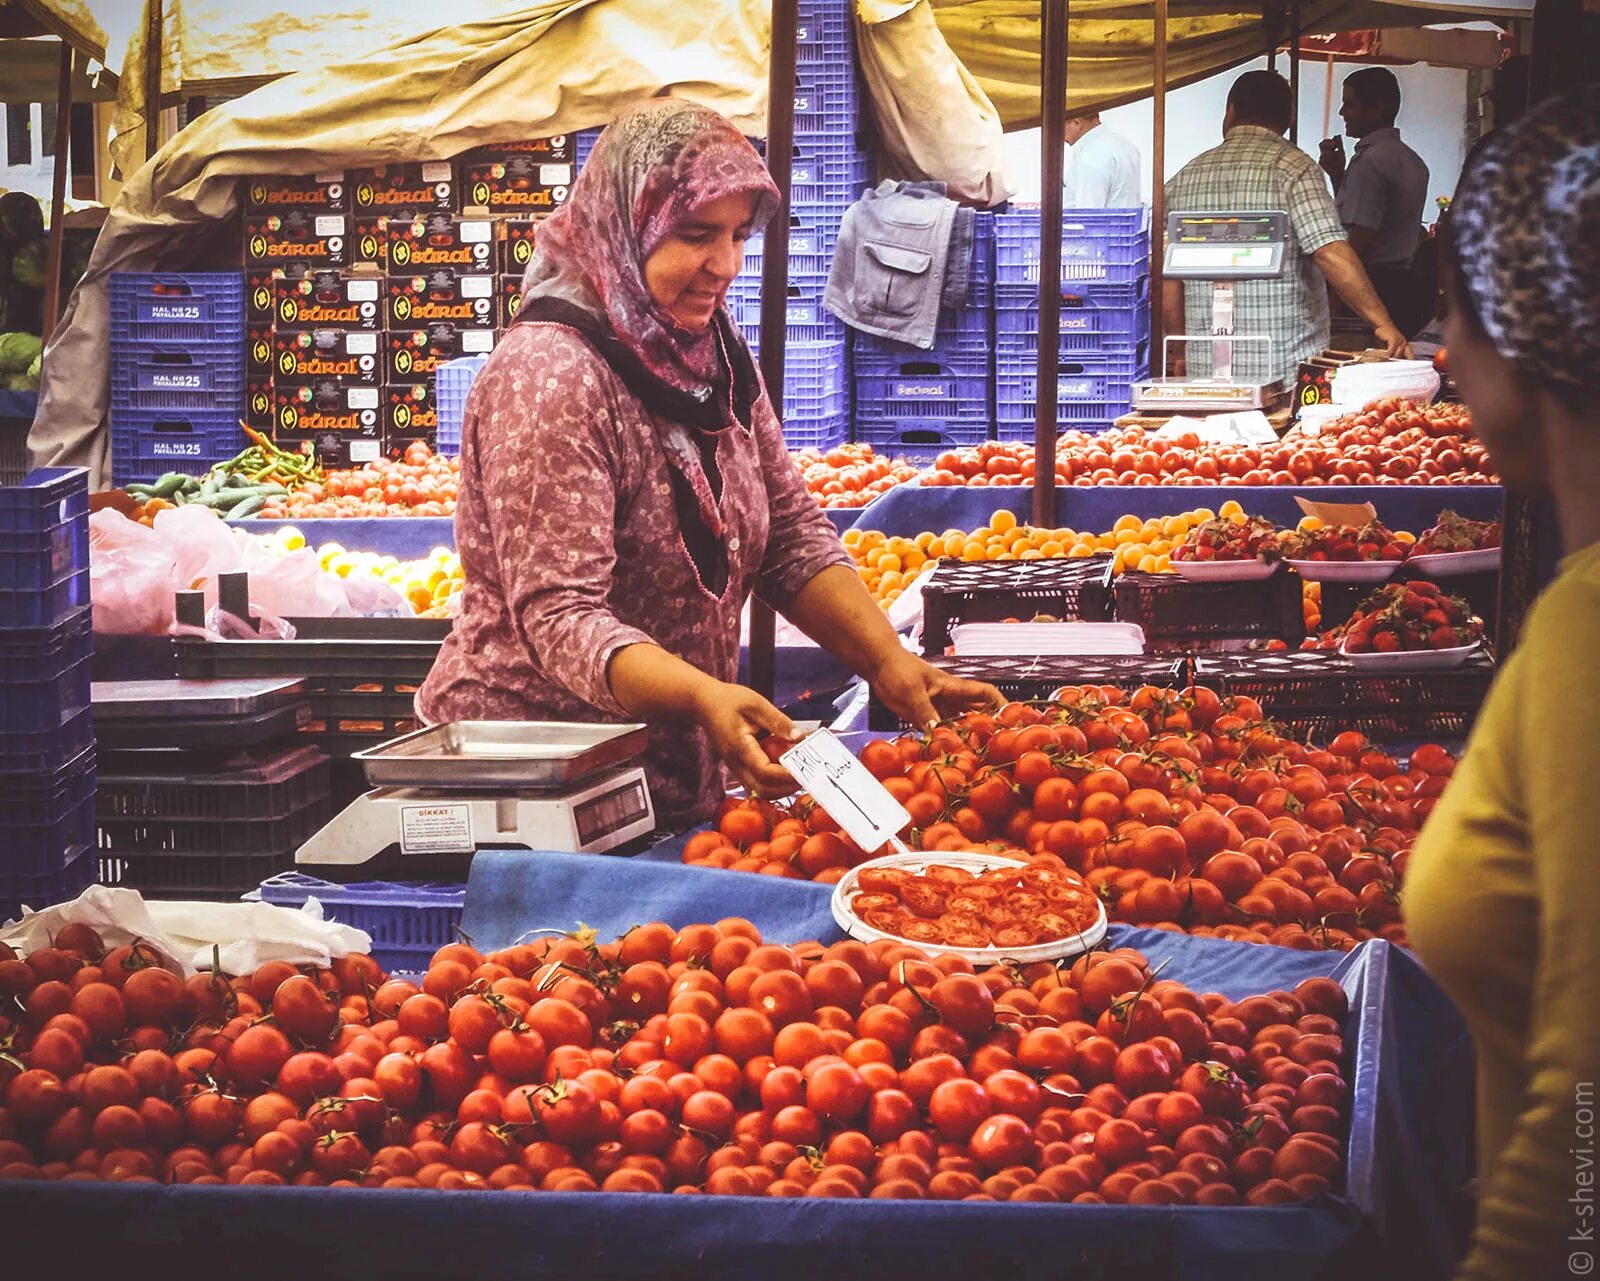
[575,777,651,846]
[1165,213,1288,279]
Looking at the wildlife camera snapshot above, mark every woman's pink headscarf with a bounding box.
[520,98,781,406]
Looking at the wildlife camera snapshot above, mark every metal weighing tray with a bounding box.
[92,678,309,719]
[352,721,650,790]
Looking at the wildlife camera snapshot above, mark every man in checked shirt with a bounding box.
[1162,70,1410,388]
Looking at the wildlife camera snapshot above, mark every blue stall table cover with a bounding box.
[0,855,1471,1281]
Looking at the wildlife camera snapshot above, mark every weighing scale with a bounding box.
[1134,211,1290,413]
[296,722,658,877]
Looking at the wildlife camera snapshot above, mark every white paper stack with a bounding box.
[947,622,1147,657]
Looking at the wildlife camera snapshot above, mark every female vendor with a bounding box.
[418,99,1000,830]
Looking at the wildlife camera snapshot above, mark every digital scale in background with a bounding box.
[296,722,658,879]
[1134,211,1289,413]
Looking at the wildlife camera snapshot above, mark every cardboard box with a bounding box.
[498,273,525,328]
[247,270,280,324]
[456,140,574,214]
[353,217,387,270]
[383,322,496,385]
[244,212,351,272]
[499,218,538,274]
[244,172,349,215]
[382,381,437,450]
[272,381,383,468]
[348,162,458,217]
[247,325,275,381]
[385,214,497,274]
[272,271,383,330]
[271,328,382,388]
[1294,349,1364,409]
[246,376,275,431]
[385,271,496,330]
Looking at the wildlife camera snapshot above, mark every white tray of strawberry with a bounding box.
[1171,516,1283,581]
[1281,519,1410,582]
[1339,580,1485,669]
[1406,510,1503,575]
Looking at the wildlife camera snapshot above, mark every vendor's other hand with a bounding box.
[694,682,799,798]
[1374,322,1413,360]
[870,651,1004,732]
[1319,137,1345,181]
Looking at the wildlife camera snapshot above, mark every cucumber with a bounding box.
[150,473,187,499]
[227,494,269,519]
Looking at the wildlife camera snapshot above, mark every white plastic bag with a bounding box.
[1330,360,1440,407]
[1,885,371,975]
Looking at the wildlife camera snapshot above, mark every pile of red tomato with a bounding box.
[685,686,1451,951]
[916,400,1493,488]
[0,924,1352,1207]
[252,444,461,520]
[793,444,920,510]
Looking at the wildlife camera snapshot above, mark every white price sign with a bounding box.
[780,730,910,857]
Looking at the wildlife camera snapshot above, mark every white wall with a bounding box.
[1,104,57,205]
[1003,57,1469,222]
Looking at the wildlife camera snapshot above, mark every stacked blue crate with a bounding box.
[0,469,97,921]
[992,207,1151,437]
[574,127,604,175]
[852,211,994,454]
[726,0,869,450]
[109,273,247,485]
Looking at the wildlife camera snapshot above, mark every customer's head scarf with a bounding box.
[521,98,780,416]
[1451,84,1600,398]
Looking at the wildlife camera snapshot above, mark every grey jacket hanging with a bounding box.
[825,180,974,349]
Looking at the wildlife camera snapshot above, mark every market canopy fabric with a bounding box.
[0,0,116,102]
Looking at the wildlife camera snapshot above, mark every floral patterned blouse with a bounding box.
[417,321,851,828]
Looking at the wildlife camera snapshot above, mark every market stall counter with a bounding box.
[1,853,1471,1281]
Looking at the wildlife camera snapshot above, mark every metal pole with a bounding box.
[1288,0,1301,144]
[42,42,74,338]
[1150,0,1168,378]
[749,0,798,704]
[1034,0,1068,530]
[144,0,164,160]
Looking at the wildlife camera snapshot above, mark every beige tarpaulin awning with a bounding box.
[0,0,116,101]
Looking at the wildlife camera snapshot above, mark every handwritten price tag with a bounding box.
[780,730,910,857]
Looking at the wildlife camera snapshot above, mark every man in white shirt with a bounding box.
[1063,112,1142,208]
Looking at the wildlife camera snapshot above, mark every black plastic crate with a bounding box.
[96,745,331,823]
[175,637,439,743]
[0,844,98,920]
[1114,570,1306,650]
[99,848,301,901]
[868,654,1192,729]
[921,555,1116,656]
[0,705,96,777]
[1201,650,1497,739]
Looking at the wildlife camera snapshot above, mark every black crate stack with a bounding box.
[0,468,96,919]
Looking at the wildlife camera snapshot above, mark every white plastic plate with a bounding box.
[831,849,1108,965]
[1403,547,1502,577]
[1286,558,1400,584]
[1173,558,1282,582]
[1340,636,1481,670]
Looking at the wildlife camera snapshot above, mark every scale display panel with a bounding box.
[575,777,652,846]
[1164,213,1288,279]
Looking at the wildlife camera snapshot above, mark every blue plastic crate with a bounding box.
[995,280,1151,357]
[258,872,465,976]
[797,0,853,62]
[0,844,97,921]
[781,412,850,452]
[781,341,850,421]
[0,608,93,735]
[731,285,845,347]
[0,566,88,629]
[0,704,95,778]
[0,747,97,877]
[995,206,1151,288]
[110,343,245,412]
[110,272,245,346]
[574,126,605,173]
[853,419,990,454]
[0,468,87,535]
[854,301,993,371]
[110,406,246,486]
[995,345,1150,436]
[740,215,840,283]
[794,63,857,120]
[435,355,488,455]
[855,354,991,425]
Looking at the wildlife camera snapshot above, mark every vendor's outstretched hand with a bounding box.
[1374,322,1413,360]
[870,650,1004,732]
[693,681,799,798]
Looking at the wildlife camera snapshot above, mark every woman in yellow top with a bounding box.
[1405,84,1600,1281]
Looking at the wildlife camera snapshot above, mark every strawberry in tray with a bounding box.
[1413,509,1502,555]
[1280,517,1411,563]
[1172,515,1282,562]
[1330,580,1485,653]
